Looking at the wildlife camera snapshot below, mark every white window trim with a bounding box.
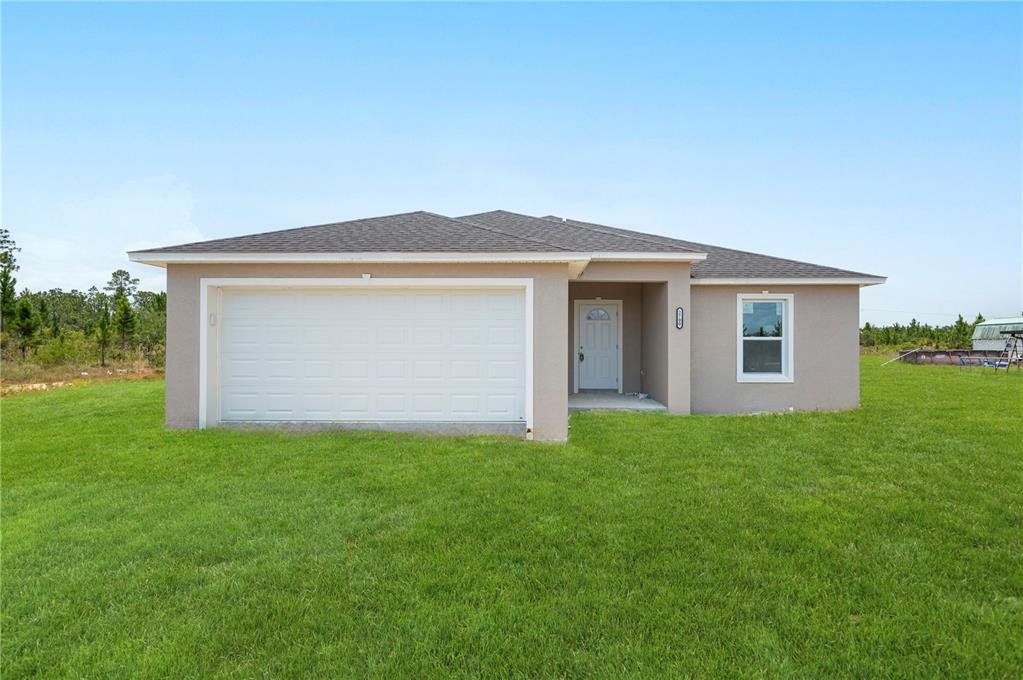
[198,277,534,432]
[736,293,794,384]
[573,299,624,394]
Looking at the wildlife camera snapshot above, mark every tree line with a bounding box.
[0,229,166,369]
[859,314,986,350]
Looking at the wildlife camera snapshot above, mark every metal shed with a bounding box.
[972,317,1023,351]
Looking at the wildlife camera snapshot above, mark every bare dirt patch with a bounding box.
[1,366,163,397]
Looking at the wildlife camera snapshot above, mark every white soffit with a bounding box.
[692,277,886,287]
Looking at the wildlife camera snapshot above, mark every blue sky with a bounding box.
[3,2,1020,324]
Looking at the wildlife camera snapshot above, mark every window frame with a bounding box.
[736,293,794,383]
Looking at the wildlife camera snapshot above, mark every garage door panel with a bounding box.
[225,358,261,381]
[338,394,370,414]
[412,294,445,318]
[303,325,335,346]
[413,394,444,414]
[300,358,336,382]
[265,392,297,417]
[336,325,371,346]
[375,294,409,317]
[218,288,525,423]
[375,359,407,380]
[450,394,481,414]
[411,360,442,380]
[221,322,261,347]
[450,326,482,348]
[486,394,518,418]
[222,391,260,418]
[301,393,334,416]
[486,360,520,381]
[375,393,407,415]
[450,360,481,380]
[337,360,370,379]
[482,292,521,313]
[487,326,522,348]
[374,326,409,346]
[412,326,446,347]
[449,294,483,316]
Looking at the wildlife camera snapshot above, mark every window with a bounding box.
[586,308,610,321]
[737,293,793,382]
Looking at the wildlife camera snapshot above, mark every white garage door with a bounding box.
[217,288,526,423]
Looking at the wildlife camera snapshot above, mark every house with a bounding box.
[128,210,885,442]
[972,317,1023,351]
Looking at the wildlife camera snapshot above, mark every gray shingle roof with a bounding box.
[531,213,880,279]
[458,210,702,253]
[131,209,881,280]
[133,211,572,254]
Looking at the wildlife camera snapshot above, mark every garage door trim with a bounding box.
[198,277,534,431]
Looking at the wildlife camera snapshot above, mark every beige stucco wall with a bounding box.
[165,262,570,441]
[568,282,643,393]
[690,285,860,414]
[641,282,668,405]
[164,261,856,438]
[577,262,691,413]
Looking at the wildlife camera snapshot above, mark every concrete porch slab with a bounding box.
[568,391,667,412]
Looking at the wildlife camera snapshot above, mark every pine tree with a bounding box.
[0,228,19,331]
[37,298,50,337]
[949,314,971,349]
[0,267,16,331]
[96,303,112,367]
[85,287,107,335]
[114,295,137,355]
[12,298,41,358]
[104,270,139,303]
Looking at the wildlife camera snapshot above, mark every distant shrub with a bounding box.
[35,330,94,367]
[145,343,166,368]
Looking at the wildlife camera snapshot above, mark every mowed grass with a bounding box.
[2,359,1021,678]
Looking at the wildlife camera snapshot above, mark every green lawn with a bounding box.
[2,358,1021,678]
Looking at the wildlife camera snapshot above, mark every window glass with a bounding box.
[743,339,783,373]
[738,295,791,380]
[742,301,783,337]
[586,308,610,321]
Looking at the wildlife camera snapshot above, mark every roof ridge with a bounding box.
[453,211,576,252]
[284,210,431,232]
[499,209,683,251]
[541,214,699,252]
[474,209,699,252]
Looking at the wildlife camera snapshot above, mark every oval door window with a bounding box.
[587,308,610,321]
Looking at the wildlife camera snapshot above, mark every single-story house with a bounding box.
[129,210,885,441]
[972,317,1023,351]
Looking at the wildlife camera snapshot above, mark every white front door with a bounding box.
[578,303,619,390]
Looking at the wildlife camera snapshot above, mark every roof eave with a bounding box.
[590,251,707,262]
[127,250,708,268]
[691,276,887,287]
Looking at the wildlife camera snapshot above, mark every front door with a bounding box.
[578,303,619,390]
